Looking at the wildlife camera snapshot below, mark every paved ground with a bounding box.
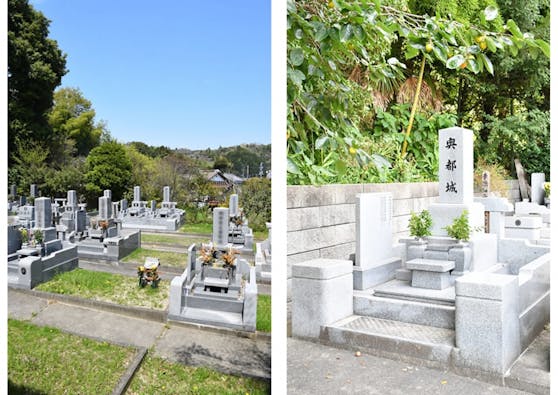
[288,338,548,394]
[8,289,271,379]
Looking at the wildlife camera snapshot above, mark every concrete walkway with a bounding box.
[8,289,271,379]
[288,338,549,394]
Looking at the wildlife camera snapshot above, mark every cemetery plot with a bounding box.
[126,355,271,395]
[8,319,135,394]
[141,233,205,248]
[122,247,188,268]
[36,269,170,310]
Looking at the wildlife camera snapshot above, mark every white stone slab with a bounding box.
[428,202,484,236]
[437,127,474,205]
[530,173,545,205]
[406,258,455,272]
[292,258,353,280]
[474,197,513,212]
[355,193,393,267]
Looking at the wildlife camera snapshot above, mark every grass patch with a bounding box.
[179,222,212,234]
[36,268,169,310]
[141,233,201,247]
[122,247,187,268]
[127,355,270,395]
[257,294,271,332]
[8,319,134,394]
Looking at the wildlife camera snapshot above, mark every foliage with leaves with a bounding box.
[287,0,548,185]
[8,0,67,164]
[443,210,473,241]
[408,210,433,239]
[239,178,271,232]
[84,142,133,203]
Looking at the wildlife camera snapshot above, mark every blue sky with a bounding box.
[30,0,271,149]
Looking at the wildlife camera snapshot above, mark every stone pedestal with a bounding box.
[505,215,542,240]
[455,272,520,374]
[474,197,513,238]
[292,259,353,338]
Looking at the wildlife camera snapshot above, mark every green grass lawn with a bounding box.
[36,269,169,310]
[8,319,135,395]
[122,247,187,268]
[127,355,270,395]
[179,222,212,234]
[141,233,202,248]
[257,294,271,332]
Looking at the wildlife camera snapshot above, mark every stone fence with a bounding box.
[287,180,521,298]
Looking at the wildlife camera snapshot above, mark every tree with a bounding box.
[239,178,271,232]
[225,146,262,177]
[213,156,233,172]
[9,140,51,195]
[84,142,133,203]
[48,87,104,160]
[8,0,67,163]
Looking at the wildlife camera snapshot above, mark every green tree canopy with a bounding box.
[213,156,233,172]
[239,178,271,232]
[48,87,105,160]
[84,142,133,203]
[8,0,67,163]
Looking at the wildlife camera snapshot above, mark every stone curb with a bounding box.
[9,287,168,322]
[9,287,272,340]
[112,347,148,395]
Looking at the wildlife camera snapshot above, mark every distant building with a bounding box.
[201,169,245,190]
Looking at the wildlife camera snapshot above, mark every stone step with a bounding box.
[395,268,411,281]
[173,306,244,330]
[406,258,455,272]
[373,279,455,306]
[354,292,455,329]
[321,315,456,365]
[186,294,243,313]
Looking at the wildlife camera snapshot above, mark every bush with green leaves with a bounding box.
[443,210,472,241]
[408,210,433,239]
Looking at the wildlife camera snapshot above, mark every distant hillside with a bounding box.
[177,143,271,178]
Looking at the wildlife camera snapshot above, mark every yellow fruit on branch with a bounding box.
[480,41,487,50]
[349,147,357,155]
[425,43,433,53]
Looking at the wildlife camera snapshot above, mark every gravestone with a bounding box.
[482,171,490,197]
[229,194,239,217]
[104,190,112,199]
[531,173,545,205]
[121,199,128,211]
[212,207,229,248]
[30,184,38,198]
[354,193,401,289]
[98,196,112,220]
[163,186,171,202]
[34,197,52,229]
[133,186,141,201]
[428,127,484,235]
[67,190,78,209]
[19,196,26,206]
[10,184,17,198]
[151,200,157,212]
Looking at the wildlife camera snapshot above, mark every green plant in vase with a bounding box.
[443,210,472,242]
[543,182,550,198]
[33,230,44,246]
[20,228,29,245]
[408,210,433,241]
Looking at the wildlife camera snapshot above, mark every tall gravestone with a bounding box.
[103,190,112,199]
[133,186,141,202]
[212,208,229,247]
[229,194,239,217]
[35,197,52,229]
[428,127,484,235]
[163,186,171,202]
[353,193,401,289]
[67,190,78,209]
[151,200,157,211]
[99,196,112,220]
[10,184,17,198]
[30,184,38,198]
[121,199,128,211]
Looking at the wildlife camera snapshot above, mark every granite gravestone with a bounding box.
[229,194,239,217]
[212,207,229,248]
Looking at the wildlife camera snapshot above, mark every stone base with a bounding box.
[353,257,401,290]
[428,202,485,236]
[412,270,453,290]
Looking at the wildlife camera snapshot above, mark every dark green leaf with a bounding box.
[340,24,352,42]
[535,39,550,58]
[313,22,328,42]
[287,158,301,175]
[481,53,494,75]
[315,136,329,149]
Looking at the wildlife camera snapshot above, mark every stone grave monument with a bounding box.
[226,194,253,252]
[8,197,79,289]
[168,243,258,331]
[120,185,185,231]
[291,126,549,379]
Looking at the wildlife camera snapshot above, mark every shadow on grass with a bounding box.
[8,380,48,395]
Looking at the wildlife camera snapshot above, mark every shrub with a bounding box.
[408,210,433,239]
